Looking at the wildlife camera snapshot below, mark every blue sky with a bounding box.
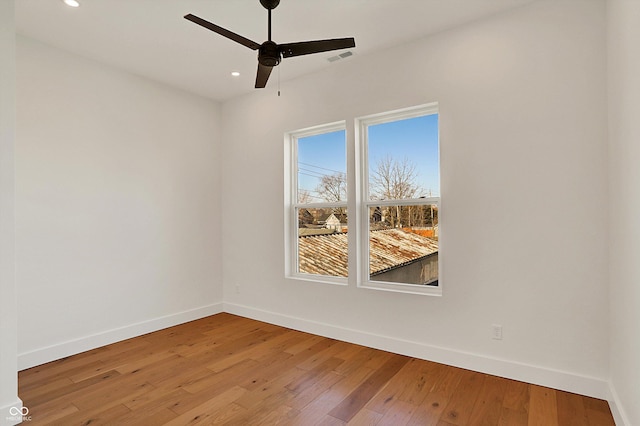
[297,114,439,202]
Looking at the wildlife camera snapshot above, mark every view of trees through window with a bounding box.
[290,107,439,291]
[365,112,439,286]
[295,128,348,278]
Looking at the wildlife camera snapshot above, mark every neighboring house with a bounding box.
[299,209,347,231]
[321,213,342,231]
[298,228,438,285]
[316,212,347,231]
[298,208,315,227]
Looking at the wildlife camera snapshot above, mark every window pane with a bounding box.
[368,114,439,201]
[297,130,347,203]
[368,204,438,286]
[297,207,348,277]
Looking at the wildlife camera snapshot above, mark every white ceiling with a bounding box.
[16,0,536,102]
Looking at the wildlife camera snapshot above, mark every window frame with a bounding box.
[285,103,441,295]
[356,103,441,296]
[284,121,348,286]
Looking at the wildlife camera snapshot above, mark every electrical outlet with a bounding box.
[492,324,503,340]
[235,285,240,294]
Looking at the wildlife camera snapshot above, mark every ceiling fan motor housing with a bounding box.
[259,41,281,67]
[259,0,280,10]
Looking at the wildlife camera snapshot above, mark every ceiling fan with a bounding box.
[184,0,356,89]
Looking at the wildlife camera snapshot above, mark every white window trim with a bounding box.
[284,121,348,286]
[356,103,442,296]
[284,103,441,296]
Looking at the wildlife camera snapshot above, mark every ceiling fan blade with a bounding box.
[255,63,273,88]
[280,38,355,58]
[184,14,261,50]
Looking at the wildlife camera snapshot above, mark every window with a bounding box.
[359,104,440,295]
[286,104,440,295]
[285,122,348,284]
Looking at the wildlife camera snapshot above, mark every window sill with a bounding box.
[358,281,442,296]
[287,273,348,287]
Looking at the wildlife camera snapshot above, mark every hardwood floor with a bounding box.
[18,313,615,425]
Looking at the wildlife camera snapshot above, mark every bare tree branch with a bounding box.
[370,155,423,200]
[370,156,425,228]
[297,189,312,204]
[315,173,347,202]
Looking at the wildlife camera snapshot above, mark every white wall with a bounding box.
[607,1,640,424]
[0,0,22,424]
[16,37,223,369]
[221,0,610,398]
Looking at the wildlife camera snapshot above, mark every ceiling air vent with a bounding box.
[327,50,354,63]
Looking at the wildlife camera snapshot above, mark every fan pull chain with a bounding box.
[278,65,281,97]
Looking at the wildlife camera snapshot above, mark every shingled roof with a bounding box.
[298,228,438,277]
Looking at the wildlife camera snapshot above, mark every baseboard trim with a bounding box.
[608,382,630,426]
[1,398,24,426]
[224,302,610,401]
[17,303,224,371]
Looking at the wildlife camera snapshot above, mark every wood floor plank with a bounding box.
[287,371,345,410]
[584,395,615,426]
[286,357,345,394]
[206,329,303,373]
[556,391,588,426]
[498,407,529,426]
[163,385,247,426]
[429,366,466,399]
[438,369,486,425]
[366,357,443,416]
[407,391,448,426]
[498,378,530,425]
[223,386,297,425]
[182,358,260,394]
[283,334,325,355]
[365,358,421,414]
[19,358,108,390]
[329,354,410,422]
[16,376,73,402]
[18,313,616,426]
[54,402,132,426]
[206,402,247,425]
[248,403,298,425]
[397,359,443,405]
[121,408,179,426]
[22,402,79,426]
[528,385,559,426]
[347,408,383,425]
[333,346,379,376]
[71,378,154,412]
[112,349,181,376]
[317,414,348,426]
[25,369,122,411]
[502,378,530,410]
[296,340,352,372]
[467,374,508,426]
[586,408,616,426]
[239,338,340,393]
[290,365,374,424]
[377,399,416,425]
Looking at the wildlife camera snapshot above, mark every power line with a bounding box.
[298,187,322,195]
[298,168,326,177]
[299,172,325,180]
[298,162,346,176]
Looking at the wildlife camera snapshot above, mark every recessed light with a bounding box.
[231,71,240,77]
[63,0,80,7]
